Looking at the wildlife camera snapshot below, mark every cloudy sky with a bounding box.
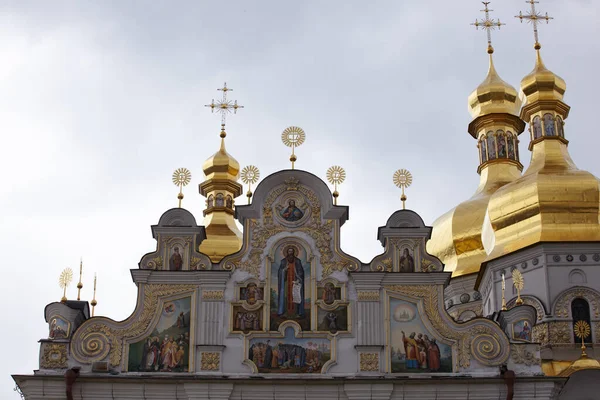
[1,0,598,397]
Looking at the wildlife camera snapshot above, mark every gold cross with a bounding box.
[515,0,553,50]
[205,82,244,135]
[472,2,505,54]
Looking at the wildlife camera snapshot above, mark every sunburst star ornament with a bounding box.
[326,166,346,205]
[393,169,413,209]
[241,165,260,204]
[172,168,192,208]
[574,320,591,357]
[512,269,525,305]
[281,126,306,169]
[59,267,73,303]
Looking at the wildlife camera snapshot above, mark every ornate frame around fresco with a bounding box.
[384,285,510,373]
[70,284,198,369]
[122,291,198,372]
[242,320,337,374]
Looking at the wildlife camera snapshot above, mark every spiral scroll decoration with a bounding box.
[469,327,509,366]
[77,326,111,362]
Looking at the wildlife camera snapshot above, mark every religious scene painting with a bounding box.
[317,282,341,305]
[512,320,532,342]
[248,327,331,373]
[317,306,348,333]
[240,283,264,305]
[233,306,263,333]
[49,316,69,339]
[127,297,192,372]
[269,242,312,331]
[389,298,452,373]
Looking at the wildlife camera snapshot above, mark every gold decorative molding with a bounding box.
[190,257,207,270]
[510,345,540,366]
[596,321,600,344]
[549,321,572,344]
[385,285,510,368]
[554,287,600,318]
[41,343,68,369]
[533,323,549,347]
[359,352,379,372]
[357,291,380,301]
[203,290,225,300]
[375,258,393,272]
[146,256,164,270]
[201,352,220,371]
[71,284,196,367]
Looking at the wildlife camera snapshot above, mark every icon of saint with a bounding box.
[280,199,304,221]
[399,248,414,273]
[277,246,305,317]
[169,247,183,271]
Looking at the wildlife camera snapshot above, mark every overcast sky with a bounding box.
[2,0,599,398]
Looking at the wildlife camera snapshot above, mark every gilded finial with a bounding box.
[172,168,192,208]
[501,272,507,311]
[241,165,260,204]
[76,258,83,301]
[91,273,98,317]
[204,82,244,138]
[516,0,553,50]
[393,169,413,210]
[471,1,505,54]
[512,269,525,305]
[326,166,346,205]
[58,268,73,303]
[574,321,591,358]
[281,126,306,169]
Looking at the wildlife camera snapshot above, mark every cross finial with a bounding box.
[204,82,244,138]
[515,0,553,50]
[471,1,505,54]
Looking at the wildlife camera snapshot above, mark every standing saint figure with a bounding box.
[401,331,421,369]
[277,246,305,317]
[169,247,183,271]
[280,199,304,221]
[399,248,414,273]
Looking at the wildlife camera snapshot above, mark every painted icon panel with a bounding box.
[317,306,348,333]
[389,298,452,373]
[512,320,532,342]
[128,296,192,372]
[317,283,341,305]
[248,327,330,373]
[269,242,311,331]
[49,316,70,339]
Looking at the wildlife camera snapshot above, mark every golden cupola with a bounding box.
[482,43,600,260]
[427,8,526,278]
[198,83,245,262]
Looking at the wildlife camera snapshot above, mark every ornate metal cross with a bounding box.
[515,0,553,49]
[471,2,505,53]
[205,82,244,134]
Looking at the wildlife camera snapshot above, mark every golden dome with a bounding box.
[468,53,522,119]
[482,51,600,261]
[520,50,566,105]
[202,136,240,181]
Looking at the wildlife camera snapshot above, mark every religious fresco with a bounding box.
[512,320,532,342]
[317,282,341,305]
[269,242,311,331]
[169,246,184,271]
[248,327,331,373]
[389,298,452,373]
[233,306,263,333]
[317,306,348,333]
[240,283,264,305]
[49,316,70,339]
[398,248,415,272]
[273,192,310,227]
[127,297,192,372]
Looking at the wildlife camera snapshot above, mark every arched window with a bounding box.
[557,116,565,137]
[569,269,587,284]
[207,195,214,208]
[532,116,542,139]
[571,298,592,344]
[496,130,507,158]
[487,131,496,159]
[480,139,488,163]
[506,132,516,160]
[543,113,555,136]
[215,193,224,207]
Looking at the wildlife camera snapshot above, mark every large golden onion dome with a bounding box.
[482,50,600,260]
[198,128,244,263]
[428,50,525,277]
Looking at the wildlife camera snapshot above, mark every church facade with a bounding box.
[11,4,600,400]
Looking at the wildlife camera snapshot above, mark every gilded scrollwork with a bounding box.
[549,321,572,344]
[553,287,600,319]
[385,285,510,368]
[532,323,548,346]
[359,353,379,372]
[41,343,68,369]
[357,291,380,301]
[71,284,196,367]
[375,258,392,272]
[201,352,220,371]
[190,257,207,270]
[595,321,600,344]
[510,345,540,366]
[203,290,225,300]
[146,256,164,270]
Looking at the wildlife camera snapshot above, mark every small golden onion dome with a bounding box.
[520,50,566,104]
[202,137,240,180]
[468,53,522,119]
